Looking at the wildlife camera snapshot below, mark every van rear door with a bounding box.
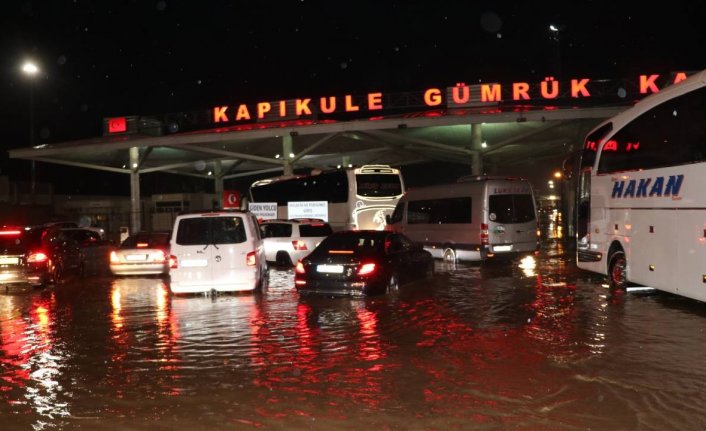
[172,217,215,287]
[487,191,538,254]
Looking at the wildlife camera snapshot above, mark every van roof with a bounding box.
[456,175,528,183]
[176,209,250,217]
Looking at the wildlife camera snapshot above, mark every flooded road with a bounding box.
[3,240,706,430]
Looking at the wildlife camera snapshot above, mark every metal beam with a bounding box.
[31,157,129,174]
[165,144,284,165]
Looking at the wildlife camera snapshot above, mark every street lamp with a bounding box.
[21,60,40,203]
[548,24,563,77]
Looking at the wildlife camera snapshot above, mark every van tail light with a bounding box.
[295,261,306,274]
[246,251,257,266]
[27,251,48,263]
[109,251,119,263]
[292,240,308,251]
[480,223,489,246]
[357,262,377,275]
[169,255,178,269]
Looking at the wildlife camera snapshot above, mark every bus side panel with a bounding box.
[676,210,706,302]
[628,209,677,289]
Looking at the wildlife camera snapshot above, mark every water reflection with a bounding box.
[0,291,71,429]
[3,243,706,429]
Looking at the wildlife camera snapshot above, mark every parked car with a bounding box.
[56,227,115,276]
[294,230,434,296]
[168,210,268,294]
[0,225,82,288]
[110,231,171,276]
[260,218,334,266]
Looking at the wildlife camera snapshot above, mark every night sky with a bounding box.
[1,1,705,195]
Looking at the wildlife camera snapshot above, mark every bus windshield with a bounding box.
[356,174,403,197]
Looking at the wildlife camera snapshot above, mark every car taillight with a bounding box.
[480,223,489,246]
[154,250,166,262]
[27,251,48,263]
[357,262,376,275]
[292,240,308,251]
[246,251,257,266]
[295,261,306,274]
[169,255,178,269]
[137,242,149,248]
[0,230,21,236]
[109,251,119,263]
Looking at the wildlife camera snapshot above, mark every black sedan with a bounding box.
[294,230,434,296]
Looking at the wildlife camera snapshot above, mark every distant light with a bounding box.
[481,141,487,148]
[336,165,342,169]
[289,153,295,158]
[275,154,280,159]
[132,163,138,168]
[22,61,39,76]
[549,24,559,32]
[348,164,352,168]
[554,171,562,179]
[207,171,212,176]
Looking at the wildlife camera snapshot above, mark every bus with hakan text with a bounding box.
[248,165,405,231]
[565,69,706,302]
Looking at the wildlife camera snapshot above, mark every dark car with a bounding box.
[294,230,434,296]
[56,227,115,276]
[109,231,171,276]
[0,225,82,288]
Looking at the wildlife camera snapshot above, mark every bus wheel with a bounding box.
[386,274,399,294]
[442,248,456,264]
[608,251,627,290]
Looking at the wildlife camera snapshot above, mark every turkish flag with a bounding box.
[222,190,241,209]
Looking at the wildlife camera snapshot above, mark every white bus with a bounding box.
[248,165,405,231]
[386,176,539,262]
[569,69,706,302]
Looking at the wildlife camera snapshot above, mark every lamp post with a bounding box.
[21,61,39,204]
[548,24,563,78]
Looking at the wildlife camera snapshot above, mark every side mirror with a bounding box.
[385,214,391,225]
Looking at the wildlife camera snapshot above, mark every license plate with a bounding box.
[126,254,148,261]
[0,257,19,265]
[317,264,343,274]
[493,245,512,252]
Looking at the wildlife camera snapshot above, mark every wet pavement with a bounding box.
[2,240,706,430]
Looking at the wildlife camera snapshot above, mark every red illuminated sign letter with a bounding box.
[512,82,530,100]
[296,99,312,115]
[640,74,660,94]
[344,95,360,112]
[235,104,251,121]
[368,92,383,110]
[257,102,271,119]
[424,88,442,106]
[320,97,336,114]
[481,84,501,102]
[213,106,229,123]
[571,79,590,98]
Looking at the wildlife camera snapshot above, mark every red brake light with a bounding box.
[295,261,306,274]
[27,251,49,263]
[480,223,489,246]
[169,255,178,269]
[0,230,21,236]
[357,262,376,275]
[292,240,308,251]
[246,251,257,266]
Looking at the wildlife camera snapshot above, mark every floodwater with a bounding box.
[3,241,706,430]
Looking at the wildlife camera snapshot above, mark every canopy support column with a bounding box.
[283,134,294,176]
[129,147,141,233]
[470,123,483,175]
[213,160,224,205]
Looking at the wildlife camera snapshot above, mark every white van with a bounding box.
[168,210,267,294]
[387,176,539,262]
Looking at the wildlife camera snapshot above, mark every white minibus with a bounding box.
[387,176,539,262]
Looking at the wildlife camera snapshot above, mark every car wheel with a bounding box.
[608,251,627,291]
[386,273,400,294]
[443,248,456,263]
[52,262,65,286]
[424,261,434,279]
[275,251,292,267]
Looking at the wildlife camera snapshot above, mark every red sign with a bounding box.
[222,190,241,209]
[108,117,127,133]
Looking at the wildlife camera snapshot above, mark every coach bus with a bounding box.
[248,165,405,231]
[568,69,706,302]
